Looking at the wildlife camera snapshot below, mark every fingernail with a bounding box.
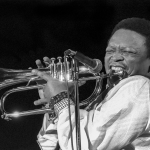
[32,69,37,74]
[34,101,37,105]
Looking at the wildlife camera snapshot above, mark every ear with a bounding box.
[148,66,150,73]
[146,58,150,78]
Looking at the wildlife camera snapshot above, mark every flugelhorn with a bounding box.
[0,55,104,121]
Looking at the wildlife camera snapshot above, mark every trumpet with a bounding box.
[0,54,126,121]
[0,56,106,121]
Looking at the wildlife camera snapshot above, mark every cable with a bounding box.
[64,54,74,150]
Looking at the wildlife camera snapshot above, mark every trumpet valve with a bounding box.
[50,57,57,78]
[64,56,72,81]
[57,56,63,81]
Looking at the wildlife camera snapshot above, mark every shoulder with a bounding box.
[117,75,150,89]
[107,75,150,101]
[109,75,150,103]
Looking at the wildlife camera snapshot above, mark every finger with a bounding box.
[38,88,45,98]
[32,69,51,81]
[35,59,44,68]
[34,98,48,105]
[78,80,86,87]
[43,56,51,67]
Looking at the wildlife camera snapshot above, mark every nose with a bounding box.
[110,52,124,62]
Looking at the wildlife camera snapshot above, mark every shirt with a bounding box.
[37,75,150,150]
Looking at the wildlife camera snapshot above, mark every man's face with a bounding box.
[105,29,150,77]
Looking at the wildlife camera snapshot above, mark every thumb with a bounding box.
[34,98,49,105]
[32,69,51,81]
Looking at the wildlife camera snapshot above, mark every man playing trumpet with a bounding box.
[32,17,150,150]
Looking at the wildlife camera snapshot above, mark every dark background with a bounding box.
[0,0,150,150]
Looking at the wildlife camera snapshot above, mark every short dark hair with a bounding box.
[110,17,150,58]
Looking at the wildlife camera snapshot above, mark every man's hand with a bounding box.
[34,57,52,105]
[32,69,74,105]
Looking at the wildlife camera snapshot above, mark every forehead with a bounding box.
[108,29,146,49]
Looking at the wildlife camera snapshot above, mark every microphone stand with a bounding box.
[73,59,81,150]
[64,49,81,150]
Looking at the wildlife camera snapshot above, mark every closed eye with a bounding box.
[122,50,136,54]
[106,49,115,53]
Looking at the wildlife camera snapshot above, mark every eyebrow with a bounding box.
[107,43,126,48]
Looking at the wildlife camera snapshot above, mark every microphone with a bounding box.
[64,49,102,73]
